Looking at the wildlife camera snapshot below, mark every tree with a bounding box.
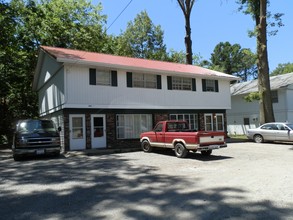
[177,0,195,64]
[209,42,257,81]
[270,63,293,76]
[116,11,168,60]
[0,0,108,144]
[237,0,280,124]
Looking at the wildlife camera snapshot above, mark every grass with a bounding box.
[228,134,248,140]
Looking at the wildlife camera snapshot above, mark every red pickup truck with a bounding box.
[140,120,227,158]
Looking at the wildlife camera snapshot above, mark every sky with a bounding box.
[97,0,292,72]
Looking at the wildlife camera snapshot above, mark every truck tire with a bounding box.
[174,143,188,158]
[13,154,22,161]
[141,140,152,153]
[201,150,212,156]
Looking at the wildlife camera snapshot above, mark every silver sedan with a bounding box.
[247,122,293,143]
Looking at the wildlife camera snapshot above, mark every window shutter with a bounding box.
[167,76,172,90]
[126,72,132,87]
[215,80,219,92]
[111,70,117,87]
[89,68,96,85]
[202,79,206,91]
[157,75,162,89]
[192,78,196,91]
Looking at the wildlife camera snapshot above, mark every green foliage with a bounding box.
[270,63,293,76]
[0,0,108,143]
[237,0,284,37]
[209,42,257,81]
[243,92,260,102]
[116,11,168,60]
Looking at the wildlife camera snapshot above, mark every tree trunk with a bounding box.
[177,0,194,65]
[257,0,275,124]
[184,14,193,65]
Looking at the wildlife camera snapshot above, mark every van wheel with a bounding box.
[13,154,21,161]
[201,150,212,156]
[174,143,188,158]
[141,140,152,153]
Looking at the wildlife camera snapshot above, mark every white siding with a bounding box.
[65,65,232,110]
[227,88,292,135]
[38,56,65,115]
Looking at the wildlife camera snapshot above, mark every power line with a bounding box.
[106,0,133,31]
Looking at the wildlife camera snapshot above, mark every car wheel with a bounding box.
[201,150,212,156]
[174,142,188,158]
[141,140,152,153]
[254,134,264,143]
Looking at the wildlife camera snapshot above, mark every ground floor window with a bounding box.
[116,114,152,139]
[204,113,224,131]
[169,114,198,130]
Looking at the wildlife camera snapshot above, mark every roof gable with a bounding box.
[40,46,238,81]
[231,72,293,95]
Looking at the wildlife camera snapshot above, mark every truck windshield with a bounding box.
[18,120,56,134]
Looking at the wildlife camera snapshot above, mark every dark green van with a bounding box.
[12,119,61,161]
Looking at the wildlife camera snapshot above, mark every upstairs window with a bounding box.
[89,68,117,86]
[202,79,219,92]
[133,73,157,89]
[167,76,196,91]
[127,72,161,89]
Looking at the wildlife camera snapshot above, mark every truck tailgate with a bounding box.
[199,132,225,145]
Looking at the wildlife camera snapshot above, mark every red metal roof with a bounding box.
[41,46,237,80]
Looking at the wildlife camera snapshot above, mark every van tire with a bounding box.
[174,143,188,158]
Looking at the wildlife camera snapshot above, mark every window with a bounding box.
[244,118,250,125]
[172,76,192,90]
[127,72,161,89]
[116,114,152,139]
[204,114,213,131]
[216,114,224,131]
[169,114,198,130]
[133,73,157,88]
[167,76,196,91]
[271,90,278,103]
[89,68,117,86]
[202,79,219,92]
[96,70,111,86]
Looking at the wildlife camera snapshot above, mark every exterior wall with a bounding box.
[227,88,291,135]
[64,65,232,110]
[44,109,226,151]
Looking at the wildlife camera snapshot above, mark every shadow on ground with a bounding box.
[0,149,292,219]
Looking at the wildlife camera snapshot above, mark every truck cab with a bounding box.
[12,119,61,161]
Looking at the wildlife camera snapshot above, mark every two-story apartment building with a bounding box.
[227,72,293,135]
[33,46,238,151]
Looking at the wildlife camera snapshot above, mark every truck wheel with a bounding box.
[141,140,152,153]
[174,143,188,158]
[201,150,212,156]
[253,134,264,143]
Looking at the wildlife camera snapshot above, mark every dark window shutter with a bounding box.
[111,70,117,87]
[157,75,162,89]
[215,80,219,92]
[167,76,172,90]
[192,78,196,91]
[127,72,132,87]
[202,79,206,91]
[89,68,96,85]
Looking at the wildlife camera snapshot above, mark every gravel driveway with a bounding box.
[1,142,293,220]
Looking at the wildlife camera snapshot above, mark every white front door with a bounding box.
[69,114,86,150]
[91,114,106,148]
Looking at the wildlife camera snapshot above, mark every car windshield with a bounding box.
[286,124,293,130]
[18,120,56,133]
